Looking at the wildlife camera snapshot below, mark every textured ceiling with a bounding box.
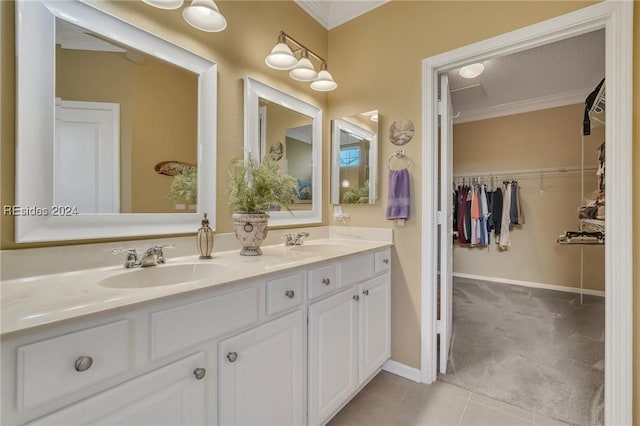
[447,29,605,118]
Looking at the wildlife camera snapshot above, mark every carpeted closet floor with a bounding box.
[439,277,604,426]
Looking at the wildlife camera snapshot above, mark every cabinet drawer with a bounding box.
[374,249,391,273]
[17,320,130,410]
[308,264,336,299]
[266,272,304,315]
[151,286,259,359]
[340,253,374,287]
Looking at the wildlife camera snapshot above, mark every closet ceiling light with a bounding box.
[183,0,227,32]
[266,31,337,91]
[143,0,184,10]
[459,63,485,79]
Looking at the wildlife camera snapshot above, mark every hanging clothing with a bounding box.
[480,184,490,245]
[386,169,410,220]
[491,187,503,236]
[499,182,512,248]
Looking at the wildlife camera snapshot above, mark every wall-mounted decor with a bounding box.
[154,160,196,176]
[269,141,284,161]
[389,119,415,146]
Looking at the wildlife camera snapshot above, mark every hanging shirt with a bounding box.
[492,188,503,236]
[510,181,519,225]
[480,184,490,245]
[471,185,480,245]
[499,183,512,249]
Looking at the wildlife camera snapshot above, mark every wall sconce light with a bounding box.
[143,0,227,33]
[265,31,337,92]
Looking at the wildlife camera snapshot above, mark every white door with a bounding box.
[308,288,358,426]
[27,353,207,426]
[54,99,120,213]
[358,275,391,382]
[219,310,304,426]
[438,74,454,374]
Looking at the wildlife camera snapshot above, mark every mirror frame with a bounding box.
[15,0,217,242]
[331,118,378,205]
[244,77,322,226]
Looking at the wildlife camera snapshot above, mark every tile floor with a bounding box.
[327,371,573,426]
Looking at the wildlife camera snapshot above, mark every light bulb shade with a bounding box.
[459,63,485,79]
[311,69,337,91]
[265,43,297,70]
[183,0,227,32]
[143,0,184,9]
[289,57,318,81]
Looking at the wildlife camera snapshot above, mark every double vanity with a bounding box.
[1,237,392,425]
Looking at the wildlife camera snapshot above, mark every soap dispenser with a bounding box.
[197,213,214,259]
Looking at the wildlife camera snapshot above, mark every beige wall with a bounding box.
[452,104,605,291]
[326,0,611,371]
[0,0,328,248]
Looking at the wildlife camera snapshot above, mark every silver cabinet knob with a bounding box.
[74,356,93,372]
[193,368,206,380]
[322,278,331,286]
[285,290,295,299]
[227,352,238,363]
[363,289,369,296]
[353,294,360,302]
[383,258,390,264]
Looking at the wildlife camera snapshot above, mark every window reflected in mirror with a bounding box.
[331,111,378,205]
[55,19,198,214]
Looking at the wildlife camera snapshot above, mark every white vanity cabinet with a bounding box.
[1,245,391,426]
[308,248,391,426]
[25,352,207,426]
[219,310,305,426]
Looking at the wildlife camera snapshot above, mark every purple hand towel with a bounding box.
[386,168,410,220]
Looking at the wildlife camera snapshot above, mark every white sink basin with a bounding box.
[100,264,220,289]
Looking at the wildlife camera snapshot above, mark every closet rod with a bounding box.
[453,165,597,179]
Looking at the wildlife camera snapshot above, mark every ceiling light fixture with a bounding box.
[266,31,337,92]
[144,0,227,33]
[459,63,485,79]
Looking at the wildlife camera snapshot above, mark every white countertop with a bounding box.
[1,239,391,336]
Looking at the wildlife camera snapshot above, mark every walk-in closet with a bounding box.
[437,30,606,426]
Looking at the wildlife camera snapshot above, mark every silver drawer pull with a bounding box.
[383,258,390,264]
[74,356,93,372]
[285,290,295,299]
[227,352,238,363]
[353,294,360,302]
[193,368,206,380]
[363,289,369,296]
[322,278,331,285]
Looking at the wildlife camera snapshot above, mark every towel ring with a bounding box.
[388,150,411,171]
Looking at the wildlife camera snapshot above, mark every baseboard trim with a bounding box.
[452,272,605,297]
[382,359,422,382]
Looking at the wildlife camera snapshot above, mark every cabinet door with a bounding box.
[27,353,207,426]
[219,310,304,426]
[359,275,391,383]
[308,288,358,426]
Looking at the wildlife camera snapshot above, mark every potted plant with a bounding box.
[167,164,197,210]
[227,156,298,255]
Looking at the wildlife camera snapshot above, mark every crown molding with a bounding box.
[453,87,589,124]
[295,0,389,30]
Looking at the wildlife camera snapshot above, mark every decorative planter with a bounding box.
[232,212,269,256]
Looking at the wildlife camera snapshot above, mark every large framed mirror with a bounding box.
[331,112,379,204]
[244,77,322,226]
[15,0,217,242]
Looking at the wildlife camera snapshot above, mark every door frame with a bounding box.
[420,2,633,425]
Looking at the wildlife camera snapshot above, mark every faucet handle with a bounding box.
[153,244,174,264]
[112,247,138,268]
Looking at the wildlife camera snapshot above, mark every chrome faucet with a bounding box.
[112,244,173,268]
[282,232,309,246]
